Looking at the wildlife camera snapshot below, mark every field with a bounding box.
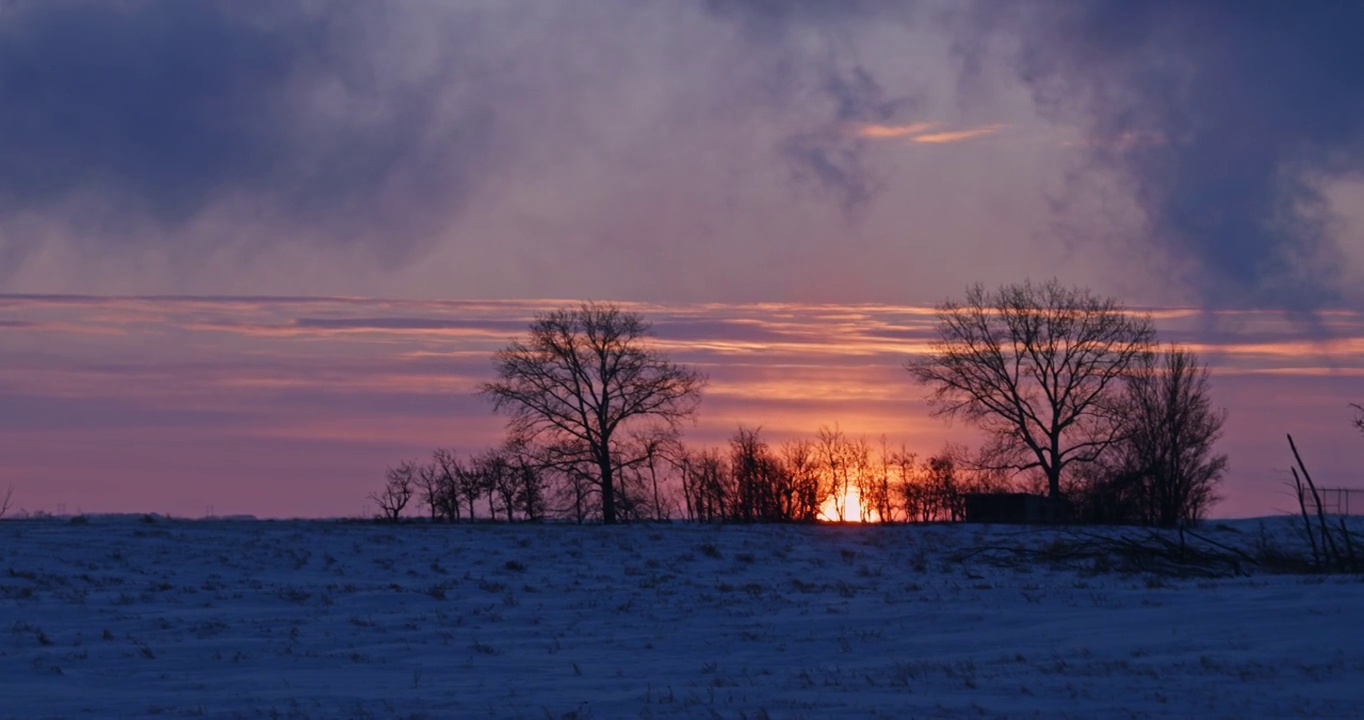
[2,516,1361,719]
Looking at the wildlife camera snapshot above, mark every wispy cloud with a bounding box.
[0,295,1359,517]
[911,124,1008,144]
[856,122,941,138]
[855,122,1008,144]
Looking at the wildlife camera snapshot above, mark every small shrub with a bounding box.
[478,579,506,593]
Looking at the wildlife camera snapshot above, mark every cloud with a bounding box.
[3,0,1360,315]
[700,2,924,214]
[0,0,942,290]
[963,0,1364,310]
[292,318,529,333]
[856,122,1005,144]
[4,294,1358,515]
[0,1,502,269]
[910,124,1007,144]
[775,62,917,214]
[857,122,942,138]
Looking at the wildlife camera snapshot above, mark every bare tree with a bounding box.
[501,437,550,522]
[474,449,518,522]
[729,427,767,521]
[781,440,822,522]
[908,280,1155,499]
[610,428,681,521]
[817,428,871,522]
[615,429,680,521]
[888,446,920,522]
[894,451,964,523]
[816,426,854,521]
[482,303,706,524]
[1114,346,1228,526]
[0,485,13,519]
[415,459,444,521]
[432,449,464,521]
[542,439,599,523]
[1352,403,1363,435]
[924,453,963,522]
[370,461,416,521]
[858,437,895,523]
[679,447,730,522]
[454,455,492,520]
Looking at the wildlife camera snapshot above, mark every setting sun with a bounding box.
[818,486,881,523]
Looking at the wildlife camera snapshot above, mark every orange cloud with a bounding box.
[912,124,1007,144]
[856,121,941,138]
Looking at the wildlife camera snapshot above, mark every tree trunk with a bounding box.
[599,453,617,524]
[1046,459,1061,498]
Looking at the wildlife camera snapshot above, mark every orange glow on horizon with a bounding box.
[817,486,880,523]
[1,294,1362,518]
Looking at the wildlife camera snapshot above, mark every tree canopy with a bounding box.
[908,280,1156,498]
[482,303,706,524]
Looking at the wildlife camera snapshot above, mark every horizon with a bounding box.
[4,3,1364,716]
[0,1,1362,523]
[2,293,1359,520]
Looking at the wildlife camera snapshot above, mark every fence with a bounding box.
[1299,487,1364,516]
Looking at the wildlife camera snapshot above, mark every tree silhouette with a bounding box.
[482,303,706,524]
[909,280,1155,499]
[476,448,517,522]
[815,426,857,521]
[780,439,822,522]
[729,427,775,521]
[370,461,416,521]
[415,458,444,521]
[679,447,730,522]
[1114,346,1227,526]
[502,438,549,522]
[453,453,491,520]
[431,449,464,521]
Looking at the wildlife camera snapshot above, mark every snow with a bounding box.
[2,516,1361,718]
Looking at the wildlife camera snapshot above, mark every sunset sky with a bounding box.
[1,1,1361,518]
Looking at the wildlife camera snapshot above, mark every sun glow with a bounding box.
[817,486,881,523]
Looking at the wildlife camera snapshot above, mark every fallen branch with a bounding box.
[949,527,1253,578]
[1287,433,1353,572]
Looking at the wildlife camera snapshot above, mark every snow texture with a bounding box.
[1,516,1360,718]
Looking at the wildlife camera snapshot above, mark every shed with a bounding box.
[963,492,1070,524]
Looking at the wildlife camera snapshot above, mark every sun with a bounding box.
[817,485,880,523]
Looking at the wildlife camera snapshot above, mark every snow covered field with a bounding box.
[2,517,1361,719]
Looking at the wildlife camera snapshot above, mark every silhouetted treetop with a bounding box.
[908,280,1155,498]
[482,302,706,524]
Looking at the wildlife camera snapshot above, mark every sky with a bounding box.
[0,1,1362,518]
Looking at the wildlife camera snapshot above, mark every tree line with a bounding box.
[371,424,1007,525]
[370,281,1242,528]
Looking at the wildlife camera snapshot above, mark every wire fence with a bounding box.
[1299,487,1364,516]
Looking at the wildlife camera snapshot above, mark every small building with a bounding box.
[963,492,1070,524]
